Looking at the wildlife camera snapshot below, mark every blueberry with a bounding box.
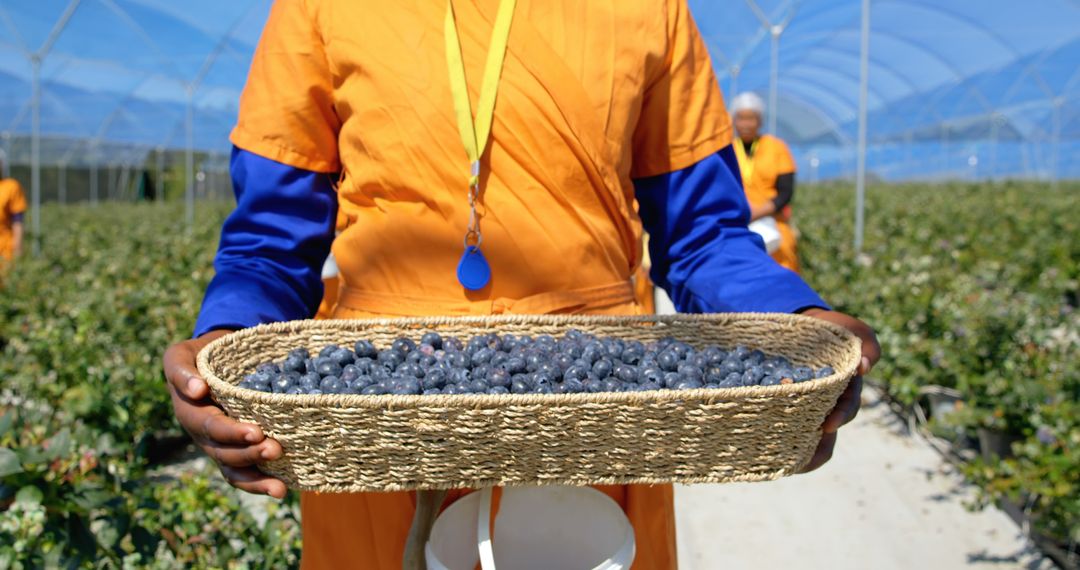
[371,367,391,382]
[761,360,778,374]
[449,368,471,385]
[591,359,613,379]
[657,350,680,372]
[340,364,361,383]
[361,384,386,395]
[320,376,344,394]
[319,345,341,359]
[444,337,464,352]
[399,363,424,378]
[510,379,531,394]
[420,354,437,369]
[330,348,355,367]
[423,388,443,395]
[256,362,280,375]
[742,366,765,386]
[487,368,511,388]
[677,364,703,381]
[472,347,494,365]
[639,381,662,391]
[469,379,490,393]
[538,362,561,380]
[307,388,324,395]
[490,352,510,369]
[272,374,296,393]
[816,366,835,378]
[316,360,343,377]
[351,375,374,389]
[525,353,544,372]
[747,350,766,366]
[668,342,691,360]
[581,342,605,364]
[442,383,463,395]
[488,386,510,395]
[500,334,519,351]
[615,364,639,384]
[423,369,448,390]
[406,350,424,364]
[288,347,311,360]
[674,378,704,390]
[397,379,422,395]
[720,373,742,388]
[770,356,792,369]
[299,372,321,391]
[731,345,751,360]
[535,384,554,395]
[554,353,575,372]
[584,379,605,393]
[285,386,305,395]
[640,367,664,385]
[602,379,622,392]
[392,338,416,354]
[282,354,306,373]
[721,358,744,376]
[445,351,468,369]
[378,350,406,370]
[565,364,590,382]
[420,332,443,349]
[663,372,682,389]
[562,378,585,393]
[354,340,378,359]
[502,357,527,374]
[761,375,783,386]
[793,367,814,382]
[533,373,555,390]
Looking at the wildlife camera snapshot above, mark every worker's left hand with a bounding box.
[796,308,880,473]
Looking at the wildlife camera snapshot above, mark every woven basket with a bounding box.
[196,313,861,493]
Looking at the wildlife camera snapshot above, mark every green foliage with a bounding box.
[0,203,302,569]
[798,180,1078,546]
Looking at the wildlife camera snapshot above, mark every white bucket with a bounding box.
[749,217,782,253]
[426,486,635,570]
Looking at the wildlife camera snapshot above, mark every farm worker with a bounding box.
[730,92,801,272]
[0,163,26,265]
[162,1,880,568]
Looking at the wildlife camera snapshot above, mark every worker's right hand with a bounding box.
[163,330,287,499]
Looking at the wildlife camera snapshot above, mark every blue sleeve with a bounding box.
[9,213,23,223]
[634,145,829,314]
[193,147,337,337]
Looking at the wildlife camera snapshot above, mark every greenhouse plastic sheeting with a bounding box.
[0,0,1077,180]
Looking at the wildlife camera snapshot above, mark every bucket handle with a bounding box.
[477,487,496,570]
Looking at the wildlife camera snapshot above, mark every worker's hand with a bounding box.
[797,308,880,473]
[749,203,775,222]
[163,330,287,498]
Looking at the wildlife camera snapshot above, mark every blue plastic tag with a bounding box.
[457,245,491,290]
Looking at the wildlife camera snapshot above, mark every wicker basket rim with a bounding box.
[196,313,863,410]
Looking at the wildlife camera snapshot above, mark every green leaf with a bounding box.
[0,412,13,437]
[15,485,43,506]
[0,447,22,478]
[45,428,73,461]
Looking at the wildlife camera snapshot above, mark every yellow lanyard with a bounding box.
[445,0,516,289]
[733,138,759,183]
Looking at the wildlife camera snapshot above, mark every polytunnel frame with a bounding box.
[1,0,260,256]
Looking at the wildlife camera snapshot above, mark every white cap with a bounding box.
[730,92,766,117]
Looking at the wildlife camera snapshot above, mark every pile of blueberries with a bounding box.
[237,330,835,396]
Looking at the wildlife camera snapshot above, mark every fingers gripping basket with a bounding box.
[196,314,862,493]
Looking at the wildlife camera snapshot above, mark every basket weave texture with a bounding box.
[196,313,862,493]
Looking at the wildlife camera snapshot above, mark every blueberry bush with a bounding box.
[798,181,1078,554]
[0,203,302,568]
